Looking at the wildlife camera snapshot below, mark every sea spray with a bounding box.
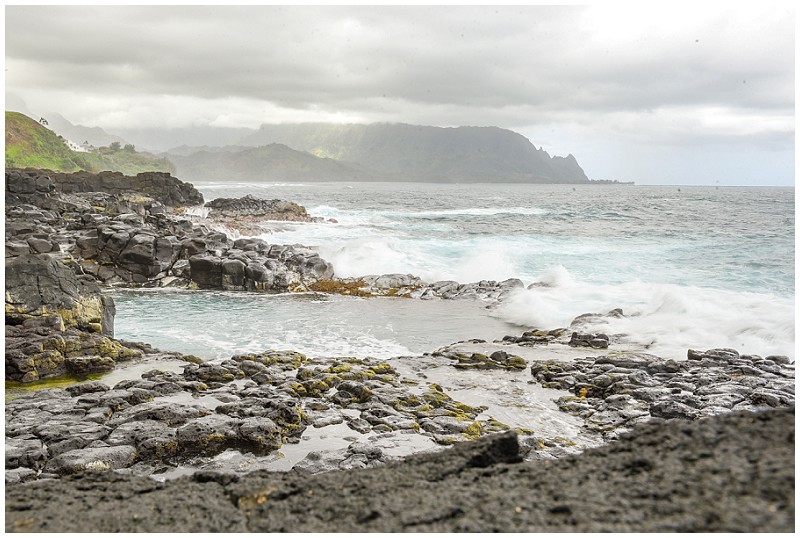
[491,266,795,359]
[175,182,794,361]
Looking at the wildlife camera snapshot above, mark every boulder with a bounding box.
[205,195,314,221]
[5,254,114,336]
[44,445,138,475]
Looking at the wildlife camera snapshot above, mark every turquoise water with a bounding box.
[113,183,795,360]
[112,290,518,361]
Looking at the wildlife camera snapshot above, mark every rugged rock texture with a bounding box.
[187,238,333,291]
[5,408,794,532]
[37,169,203,207]
[309,274,525,302]
[4,324,142,382]
[434,349,528,370]
[201,194,334,236]
[5,253,115,336]
[206,195,317,222]
[4,353,518,483]
[530,348,795,439]
[5,170,335,292]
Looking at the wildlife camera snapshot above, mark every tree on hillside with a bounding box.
[123,144,135,152]
[109,141,121,151]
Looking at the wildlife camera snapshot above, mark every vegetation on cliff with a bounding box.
[5,111,175,175]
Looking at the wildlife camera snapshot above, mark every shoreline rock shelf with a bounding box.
[4,167,795,532]
[5,408,794,532]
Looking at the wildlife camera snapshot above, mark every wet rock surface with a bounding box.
[4,352,531,482]
[309,274,525,302]
[529,347,795,439]
[5,253,115,335]
[5,323,144,382]
[6,408,794,532]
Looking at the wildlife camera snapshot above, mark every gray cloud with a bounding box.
[5,4,794,185]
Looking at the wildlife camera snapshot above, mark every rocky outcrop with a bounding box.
[5,408,794,532]
[434,349,528,370]
[5,253,115,336]
[5,168,56,200]
[5,170,335,292]
[309,274,525,301]
[201,195,333,236]
[4,324,142,382]
[529,347,795,439]
[38,169,203,207]
[205,195,316,221]
[188,237,333,291]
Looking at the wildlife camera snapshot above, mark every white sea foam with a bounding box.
[173,183,793,362]
[195,182,308,190]
[183,205,211,218]
[306,205,548,219]
[492,266,795,360]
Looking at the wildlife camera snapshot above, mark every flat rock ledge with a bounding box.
[201,195,332,236]
[5,408,794,532]
[529,347,795,440]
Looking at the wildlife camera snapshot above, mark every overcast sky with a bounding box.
[4,4,795,185]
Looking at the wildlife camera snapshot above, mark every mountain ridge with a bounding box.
[169,122,591,183]
[7,106,597,183]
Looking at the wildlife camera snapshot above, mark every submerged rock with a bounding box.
[434,350,528,370]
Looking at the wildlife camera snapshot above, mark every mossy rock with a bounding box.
[482,417,511,434]
[325,362,353,374]
[309,278,373,297]
[232,350,308,369]
[462,421,483,440]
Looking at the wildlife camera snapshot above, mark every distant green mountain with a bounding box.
[236,123,590,183]
[5,111,175,175]
[167,143,370,182]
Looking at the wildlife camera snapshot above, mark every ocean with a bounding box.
[112,182,795,362]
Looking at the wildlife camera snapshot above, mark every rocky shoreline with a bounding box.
[4,168,795,532]
[6,409,795,532]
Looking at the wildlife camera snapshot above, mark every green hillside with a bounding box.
[5,111,175,175]
[5,111,84,171]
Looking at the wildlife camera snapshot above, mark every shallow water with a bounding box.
[120,182,795,360]
[111,289,521,361]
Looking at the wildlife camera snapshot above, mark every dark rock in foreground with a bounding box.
[5,408,794,532]
[5,253,115,336]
